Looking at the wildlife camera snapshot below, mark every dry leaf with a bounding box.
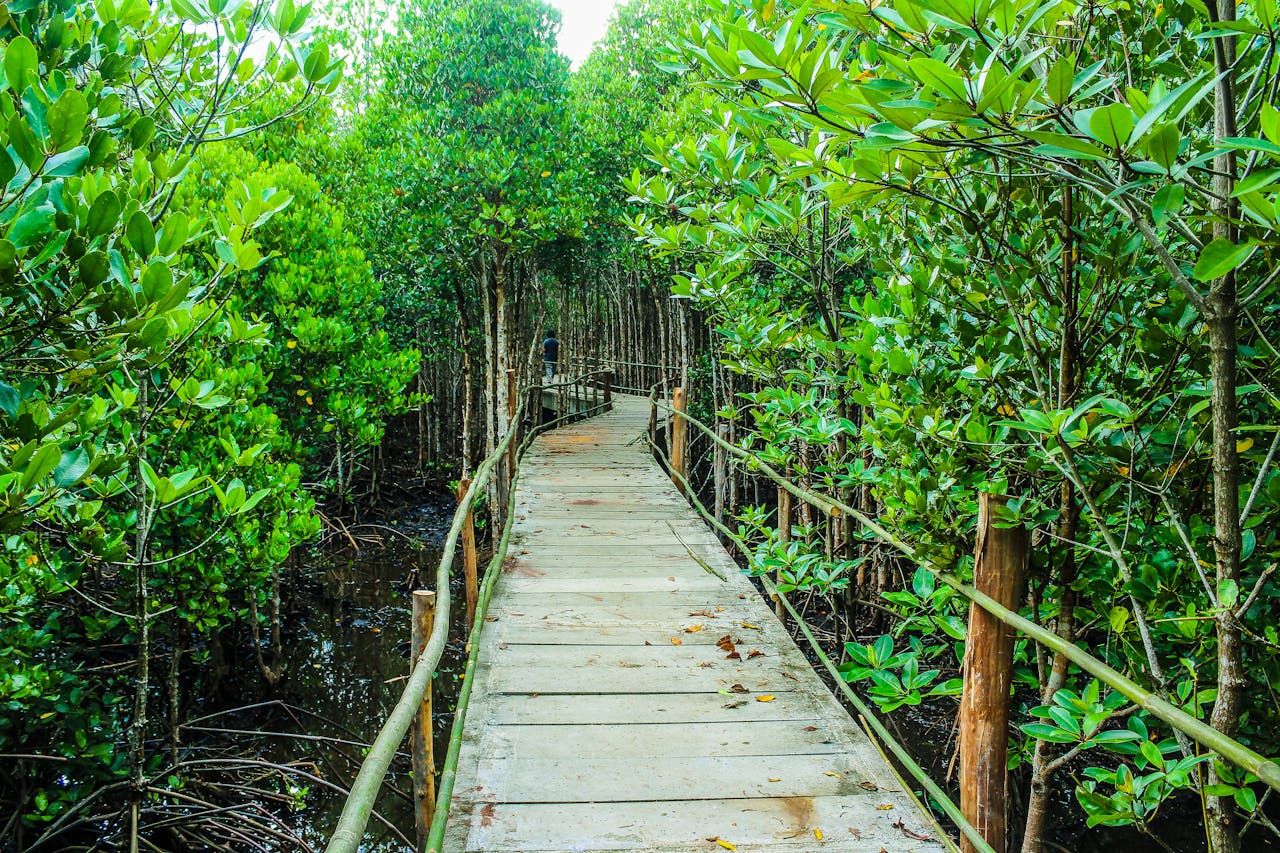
[723,700,748,709]
[716,635,736,652]
[875,804,895,811]
[848,827,863,839]
[747,650,765,659]
[768,777,781,782]
[715,606,725,612]
[709,838,737,851]
[814,828,824,841]
[670,637,683,645]
[644,641,652,646]
[498,642,509,650]
[893,820,933,842]
[803,726,818,732]
[756,695,776,702]
[825,771,843,778]
[729,683,749,694]
[726,651,741,660]
[685,624,704,633]
[485,616,499,623]
[858,781,879,791]
[741,622,760,630]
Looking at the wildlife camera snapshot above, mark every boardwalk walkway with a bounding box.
[443,395,946,852]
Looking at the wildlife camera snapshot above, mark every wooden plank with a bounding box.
[479,692,831,725]
[450,796,942,852]
[474,719,848,759]
[464,753,892,803]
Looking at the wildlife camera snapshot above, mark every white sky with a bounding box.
[547,0,621,68]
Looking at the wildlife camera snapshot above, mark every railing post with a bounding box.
[648,394,657,448]
[604,371,612,409]
[670,387,687,490]
[410,590,437,851]
[960,493,1028,853]
[775,483,791,622]
[457,477,478,630]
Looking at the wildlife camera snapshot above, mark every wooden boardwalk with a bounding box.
[444,395,947,852]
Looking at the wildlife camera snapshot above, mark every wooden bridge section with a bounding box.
[443,395,946,852]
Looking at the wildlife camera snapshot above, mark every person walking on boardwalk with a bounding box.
[542,330,559,381]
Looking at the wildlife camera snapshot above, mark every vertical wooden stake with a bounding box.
[457,477,478,629]
[648,396,658,449]
[960,494,1028,853]
[775,485,792,622]
[604,371,613,409]
[410,590,437,850]
[670,387,688,489]
[713,423,728,526]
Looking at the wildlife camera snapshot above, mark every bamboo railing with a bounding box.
[324,372,612,853]
[651,395,1280,796]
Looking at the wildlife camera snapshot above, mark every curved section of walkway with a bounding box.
[444,395,946,852]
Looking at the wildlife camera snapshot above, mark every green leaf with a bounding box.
[1145,123,1180,169]
[1231,168,1280,197]
[87,191,122,238]
[1021,723,1078,743]
[1045,54,1075,105]
[46,89,88,150]
[53,447,90,488]
[887,348,913,374]
[1089,103,1134,150]
[5,35,38,91]
[1235,786,1258,813]
[1218,578,1240,608]
[1194,237,1258,282]
[1152,185,1185,227]
[21,443,62,489]
[126,210,156,257]
[0,380,20,418]
[45,145,89,177]
[908,57,969,103]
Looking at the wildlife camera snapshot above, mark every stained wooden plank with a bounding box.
[445,395,947,853]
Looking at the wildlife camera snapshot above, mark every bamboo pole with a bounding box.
[713,423,727,526]
[652,398,1280,794]
[410,591,436,851]
[670,387,687,489]
[960,495,1027,853]
[457,477,478,630]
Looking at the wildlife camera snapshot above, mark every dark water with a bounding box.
[215,496,470,852]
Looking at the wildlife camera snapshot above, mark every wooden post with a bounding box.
[960,493,1029,853]
[648,396,657,449]
[713,423,728,526]
[670,386,687,488]
[604,371,612,409]
[410,590,437,850]
[457,477,478,629]
[775,485,792,622]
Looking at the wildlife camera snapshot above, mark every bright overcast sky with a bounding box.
[547,0,621,68]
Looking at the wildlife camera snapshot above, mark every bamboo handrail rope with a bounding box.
[652,399,1280,794]
[647,433,977,853]
[326,373,609,853]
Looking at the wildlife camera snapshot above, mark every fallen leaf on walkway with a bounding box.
[825,771,843,778]
[875,804,894,811]
[485,616,498,623]
[723,700,748,709]
[644,641,652,646]
[803,726,817,732]
[729,683,749,693]
[768,777,781,782]
[848,827,862,839]
[814,828,824,841]
[709,838,736,851]
[498,642,509,650]
[690,609,716,618]
[782,672,799,681]
[670,637,683,645]
[858,781,878,791]
[747,650,765,659]
[685,624,704,632]
[893,820,933,842]
[741,622,760,630]
[726,651,741,660]
[716,635,736,652]
[756,695,776,702]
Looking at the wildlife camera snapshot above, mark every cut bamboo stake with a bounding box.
[670,386,688,490]
[410,590,437,851]
[959,494,1028,853]
[505,369,517,497]
[457,477,478,630]
[713,423,728,526]
[775,484,792,622]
